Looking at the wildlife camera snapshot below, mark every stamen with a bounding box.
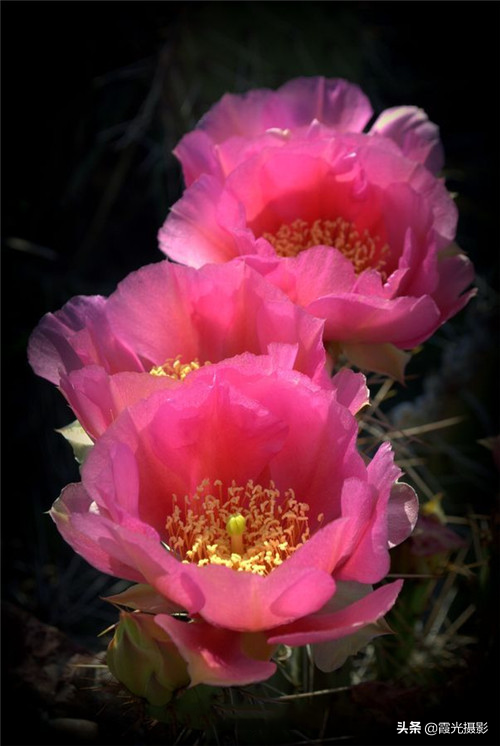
[262,217,389,276]
[150,355,210,380]
[164,479,311,576]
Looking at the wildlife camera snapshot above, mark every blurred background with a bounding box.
[2,1,499,744]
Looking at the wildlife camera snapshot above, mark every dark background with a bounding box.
[2,1,499,745]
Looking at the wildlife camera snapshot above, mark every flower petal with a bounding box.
[155,616,276,687]
[312,617,392,672]
[434,251,477,322]
[370,106,444,174]
[178,562,336,631]
[174,129,224,187]
[159,175,247,265]
[334,443,403,583]
[330,367,370,415]
[28,296,107,385]
[308,292,441,348]
[50,484,149,583]
[267,579,403,646]
[387,482,419,548]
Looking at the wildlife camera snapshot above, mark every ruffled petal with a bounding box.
[28,296,107,384]
[330,367,370,415]
[308,292,441,348]
[274,77,373,133]
[335,443,402,583]
[174,129,224,187]
[192,77,372,144]
[242,246,357,307]
[50,484,151,584]
[60,366,178,439]
[158,175,244,265]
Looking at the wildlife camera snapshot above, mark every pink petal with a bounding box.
[352,139,457,252]
[313,617,392,672]
[174,129,224,187]
[310,580,392,671]
[366,440,402,493]
[226,145,359,232]
[243,246,357,307]
[28,296,107,384]
[105,261,203,365]
[106,259,329,385]
[274,77,373,133]
[194,77,372,143]
[434,251,477,322]
[330,368,370,415]
[155,616,276,687]
[176,85,447,189]
[60,366,116,439]
[28,293,145,388]
[106,528,207,614]
[267,579,403,646]
[50,484,150,584]
[336,482,391,584]
[395,228,440,298]
[308,292,441,347]
[146,377,288,495]
[204,369,365,523]
[387,482,419,548]
[335,443,402,583]
[158,175,249,265]
[152,359,364,522]
[60,366,178,439]
[105,519,336,633]
[79,381,288,532]
[274,516,358,578]
[370,106,444,174]
[179,562,336,631]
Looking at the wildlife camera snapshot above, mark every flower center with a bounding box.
[262,216,389,275]
[165,478,316,576]
[150,355,210,381]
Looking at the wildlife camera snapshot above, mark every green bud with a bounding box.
[107,612,190,707]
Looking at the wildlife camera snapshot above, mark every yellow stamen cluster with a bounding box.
[150,355,210,381]
[164,479,313,576]
[263,217,389,275]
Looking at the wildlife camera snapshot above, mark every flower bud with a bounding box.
[107,612,190,706]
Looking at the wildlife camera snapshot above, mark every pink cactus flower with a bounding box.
[51,362,417,680]
[174,77,444,186]
[28,259,332,439]
[159,128,475,379]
